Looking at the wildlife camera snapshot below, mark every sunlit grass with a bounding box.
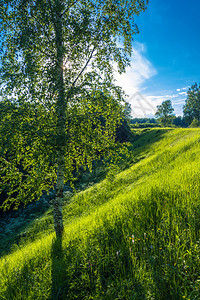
[1,128,200,299]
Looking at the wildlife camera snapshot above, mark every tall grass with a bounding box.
[0,128,200,299]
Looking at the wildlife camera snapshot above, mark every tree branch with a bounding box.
[60,0,79,17]
[33,43,54,59]
[71,46,96,88]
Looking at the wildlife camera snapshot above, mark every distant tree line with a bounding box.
[131,118,157,124]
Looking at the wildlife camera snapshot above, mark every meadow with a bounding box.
[0,128,200,300]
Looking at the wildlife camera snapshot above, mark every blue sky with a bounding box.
[116,0,200,117]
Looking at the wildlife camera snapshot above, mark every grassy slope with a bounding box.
[1,128,200,299]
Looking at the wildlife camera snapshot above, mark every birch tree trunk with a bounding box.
[53,0,66,237]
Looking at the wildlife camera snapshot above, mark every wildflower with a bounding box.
[138,239,140,241]
[159,248,162,250]
[88,260,92,268]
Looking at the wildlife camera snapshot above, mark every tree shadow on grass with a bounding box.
[50,236,68,300]
[148,255,181,300]
[0,201,52,258]
[131,128,170,154]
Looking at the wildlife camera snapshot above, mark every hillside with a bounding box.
[1,128,200,300]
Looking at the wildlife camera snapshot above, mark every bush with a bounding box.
[190,119,200,128]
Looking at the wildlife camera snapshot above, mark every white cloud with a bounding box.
[113,43,190,117]
[173,100,186,105]
[176,86,188,92]
[114,43,158,118]
[114,42,157,96]
[128,92,157,118]
[178,91,187,95]
[142,93,178,110]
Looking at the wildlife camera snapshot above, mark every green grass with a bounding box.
[1,128,200,299]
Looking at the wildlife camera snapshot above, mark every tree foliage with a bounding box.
[155,100,174,126]
[189,118,200,128]
[0,0,148,236]
[172,116,187,128]
[183,83,200,126]
[0,100,57,210]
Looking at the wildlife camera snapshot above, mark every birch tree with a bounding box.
[0,0,148,237]
[183,83,200,125]
[155,100,174,126]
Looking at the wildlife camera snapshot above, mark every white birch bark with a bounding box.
[53,0,66,237]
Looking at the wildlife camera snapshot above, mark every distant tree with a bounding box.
[0,0,148,237]
[183,83,200,126]
[172,116,187,127]
[155,100,174,126]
